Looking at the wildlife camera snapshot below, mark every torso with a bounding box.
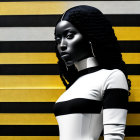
[53,68,127,140]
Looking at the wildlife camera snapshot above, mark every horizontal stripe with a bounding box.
[0,27,54,41]
[0,53,58,64]
[127,64,140,75]
[0,64,60,75]
[54,98,102,116]
[128,75,140,89]
[119,41,140,53]
[0,53,139,64]
[0,75,64,88]
[0,114,57,125]
[0,137,138,140]
[0,27,139,41]
[122,53,140,64]
[0,89,64,102]
[0,88,138,102]
[0,125,138,136]
[103,89,128,109]
[0,15,139,27]
[114,27,140,40]
[127,114,140,125]
[0,125,59,136]
[0,137,60,140]
[0,41,140,53]
[0,41,56,52]
[0,74,138,88]
[128,102,140,113]
[0,2,140,15]
[0,113,138,125]
[0,102,138,113]
[129,89,140,102]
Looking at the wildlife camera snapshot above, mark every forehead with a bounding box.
[55,20,79,35]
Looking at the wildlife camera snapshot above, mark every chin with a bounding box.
[65,61,74,67]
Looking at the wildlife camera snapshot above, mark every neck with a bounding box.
[74,57,99,71]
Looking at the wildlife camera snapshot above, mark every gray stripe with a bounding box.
[63,1,140,14]
[0,27,55,41]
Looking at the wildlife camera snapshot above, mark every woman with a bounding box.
[53,5,131,140]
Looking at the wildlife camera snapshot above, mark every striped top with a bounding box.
[53,68,129,140]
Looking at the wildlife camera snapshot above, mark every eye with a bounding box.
[55,37,61,44]
[66,33,75,39]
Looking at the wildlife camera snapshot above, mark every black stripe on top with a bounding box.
[0,15,139,27]
[53,98,102,116]
[103,88,129,109]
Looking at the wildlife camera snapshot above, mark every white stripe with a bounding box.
[103,109,127,125]
[104,124,125,136]
[0,27,55,41]
[63,1,140,14]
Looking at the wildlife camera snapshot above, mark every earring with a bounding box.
[89,41,95,57]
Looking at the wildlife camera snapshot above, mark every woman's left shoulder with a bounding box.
[103,69,128,90]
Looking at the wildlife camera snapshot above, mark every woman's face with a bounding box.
[55,20,92,66]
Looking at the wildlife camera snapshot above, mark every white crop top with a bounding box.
[53,68,129,140]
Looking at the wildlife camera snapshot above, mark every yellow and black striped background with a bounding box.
[0,1,140,140]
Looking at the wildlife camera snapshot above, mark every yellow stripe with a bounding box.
[0,2,67,15]
[0,113,138,125]
[122,53,140,64]
[0,88,139,102]
[129,89,140,102]
[0,113,57,125]
[0,137,138,140]
[0,136,59,140]
[113,27,140,40]
[0,75,139,89]
[127,114,140,125]
[0,53,139,64]
[125,138,140,140]
[128,75,140,89]
[0,89,64,102]
[0,75,64,88]
[0,53,58,64]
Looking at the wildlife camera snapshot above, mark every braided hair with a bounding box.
[54,5,131,92]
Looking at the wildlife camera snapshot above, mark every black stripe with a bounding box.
[0,41,140,53]
[0,125,138,136]
[0,64,59,75]
[103,89,128,109]
[0,15,139,27]
[0,102,139,113]
[128,102,140,113]
[0,41,56,52]
[126,64,140,75]
[0,64,139,75]
[0,102,54,113]
[119,41,140,53]
[125,126,140,136]
[0,125,59,136]
[53,98,102,116]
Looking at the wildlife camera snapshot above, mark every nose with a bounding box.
[59,38,67,51]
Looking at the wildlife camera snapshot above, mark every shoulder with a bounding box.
[103,69,128,91]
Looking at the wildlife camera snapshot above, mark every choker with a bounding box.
[77,66,101,78]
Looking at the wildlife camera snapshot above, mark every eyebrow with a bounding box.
[55,29,74,37]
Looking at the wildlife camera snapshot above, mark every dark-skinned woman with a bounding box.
[53,5,131,140]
